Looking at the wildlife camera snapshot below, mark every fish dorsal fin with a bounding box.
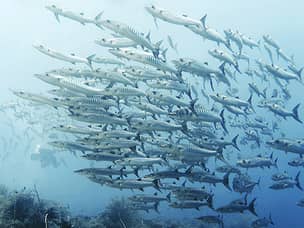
[257,154,262,157]
[204,62,208,65]
[71,53,75,56]
[182,14,188,17]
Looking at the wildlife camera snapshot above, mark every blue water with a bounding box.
[0,1,304,227]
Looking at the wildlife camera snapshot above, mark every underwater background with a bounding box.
[0,0,304,227]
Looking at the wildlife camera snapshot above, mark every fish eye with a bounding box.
[106,19,110,23]
[102,38,106,41]
[151,5,155,9]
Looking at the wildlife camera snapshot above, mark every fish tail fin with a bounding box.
[263,88,267,98]
[166,192,171,202]
[207,195,214,209]
[232,134,240,151]
[219,62,226,75]
[200,14,207,29]
[276,48,280,61]
[234,63,241,74]
[189,98,198,114]
[223,172,231,191]
[86,54,96,69]
[248,198,258,216]
[292,103,302,123]
[161,48,168,61]
[274,157,279,168]
[247,94,254,112]
[153,179,162,192]
[216,148,227,164]
[181,121,189,135]
[295,171,303,191]
[134,167,139,178]
[185,165,194,175]
[269,213,274,225]
[154,202,160,213]
[297,67,303,81]
[220,109,228,134]
[209,78,215,91]
[94,11,103,22]
[187,87,192,100]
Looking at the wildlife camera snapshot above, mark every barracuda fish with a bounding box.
[12,90,64,108]
[90,56,125,66]
[130,202,159,213]
[251,215,274,228]
[259,103,302,123]
[146,80,191,98]
[88,69,136,87]
[81,152,125,163]
[189,172,231,190]
[288,157,304,167]
[69,112,128,126]
[145,166,193,180]
[130,118,187,134]
[216,196,257,216]
[147,90,193,110]
[53,124,102,135]
[269,171,302,191]
[208,48,240,73]
[92,130,138,140]
[216,165,241,174]
[265,64,302,82]
[145,5,201,27]
[124,66,179,81]
[33,44,95,69]
[244,129,261,147]
[233,174,260,194]
[263,34,280,50]
[49,141,96,153]
[74,167,136,178]
[194,134,239,151]
[46,5,94,25]
[224,29,243,53]
[94,16,163,58]
[277,48,294,64]
[186,15,230,48]
[115,157,167,167]
[237,153,278,169]
[272,171,292,181]
[129,192,171,203]
[108,178,161,192]
[196,215,224,228]
[248,82,267,98]
[267,138,304,156]
[169,107,227,133]
[170,200,212,210]
[240,34,260,49]
[95,37,137,48]
[86,174,113,185]
[210,93,254,111]
[173,59,215,87]
[130,100,168,117]
[65,96,118,110]
[224,104,248,118]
